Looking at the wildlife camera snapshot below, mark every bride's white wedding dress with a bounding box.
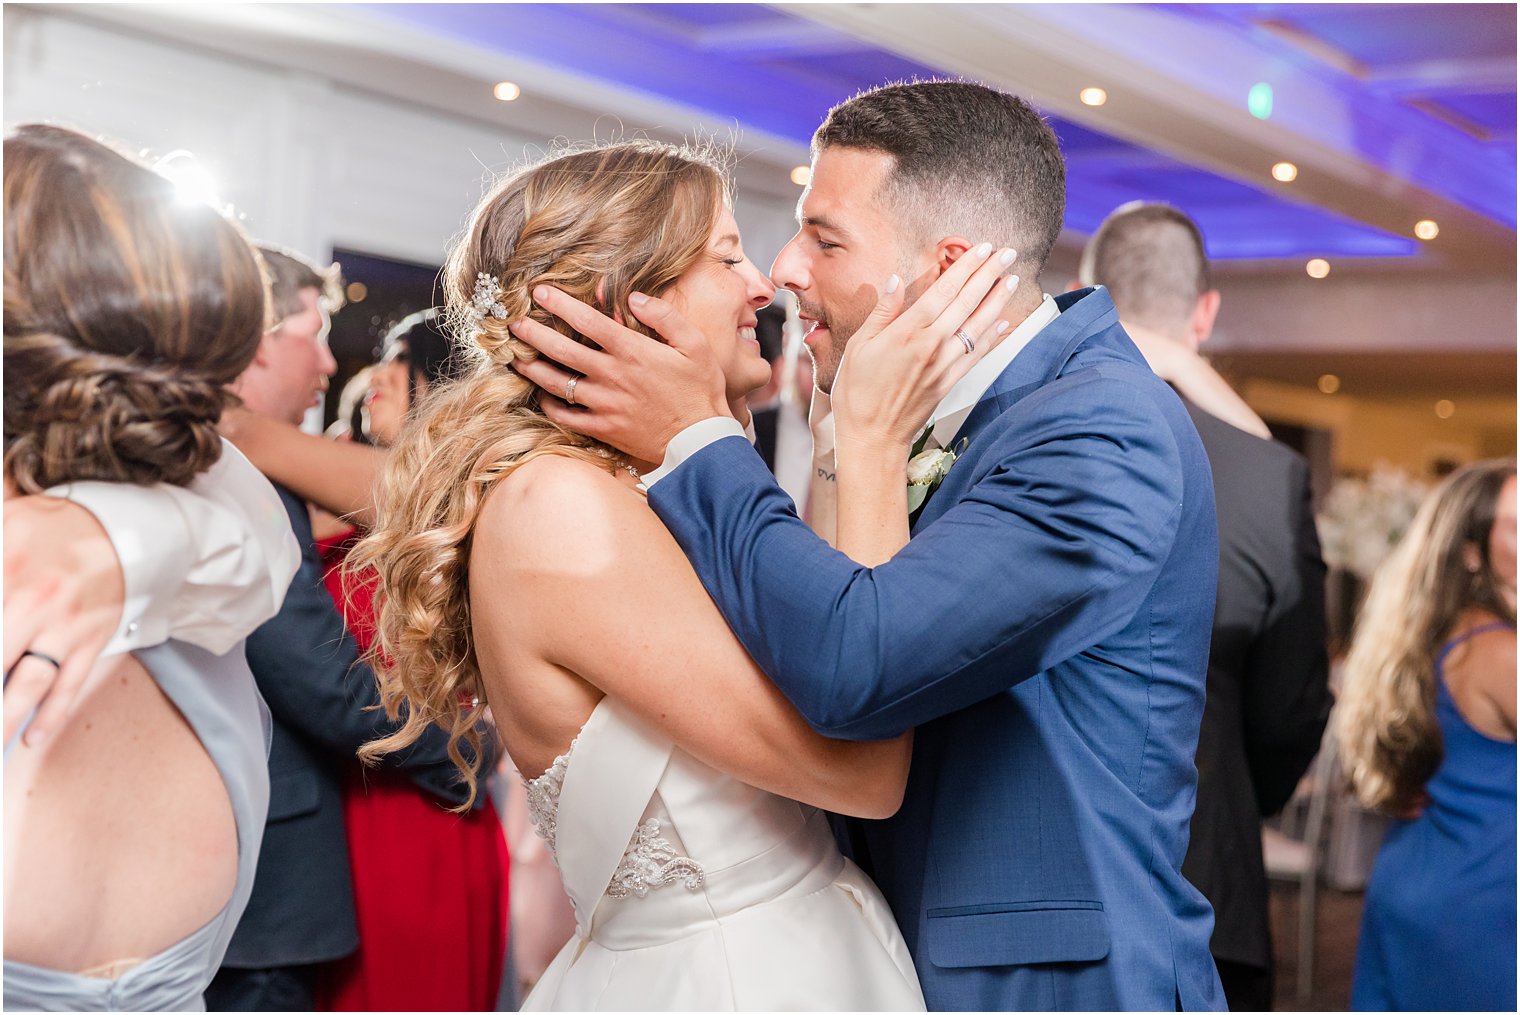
[519,696,925,1011]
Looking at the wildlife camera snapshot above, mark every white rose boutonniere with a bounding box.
[906,423,967,516]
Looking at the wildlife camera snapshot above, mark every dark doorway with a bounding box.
[326,248,444,430]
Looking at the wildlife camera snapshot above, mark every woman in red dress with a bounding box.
[321,309,508,1012]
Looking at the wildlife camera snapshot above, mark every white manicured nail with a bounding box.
[885,274,901,294]
[975,242,993,257]
[1000,248,1017,266]
[1005,274,1020,292]
[995,320,1010,335]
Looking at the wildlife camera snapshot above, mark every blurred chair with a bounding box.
[1263,719,1340,1008]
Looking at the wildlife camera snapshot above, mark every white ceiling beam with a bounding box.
[693,19,872,58]
[1253,19,1366,78]
[1365,57,1517,98]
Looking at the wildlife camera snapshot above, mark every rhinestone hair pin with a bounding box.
[464,272,509,335]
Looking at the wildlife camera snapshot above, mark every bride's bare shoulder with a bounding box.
[475,454,647,569]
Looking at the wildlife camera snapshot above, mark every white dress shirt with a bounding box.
[45,439,301,656]
[644,294,1061,493]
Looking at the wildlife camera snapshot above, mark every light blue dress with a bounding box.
[3,640,270,1011]
[1352,621,1518,1011]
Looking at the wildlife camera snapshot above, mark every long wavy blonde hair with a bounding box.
[349,140,730,806]
[1335,459,1516,813]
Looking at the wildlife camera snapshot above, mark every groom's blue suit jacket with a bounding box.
[649,287,1226,1011]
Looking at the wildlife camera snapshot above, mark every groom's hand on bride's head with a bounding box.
[508,286,732,464]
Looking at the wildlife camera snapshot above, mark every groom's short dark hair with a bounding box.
[813,80,1066,283]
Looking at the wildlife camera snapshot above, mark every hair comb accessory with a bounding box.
[464,272,509,335]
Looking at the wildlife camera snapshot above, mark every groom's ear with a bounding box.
[933,236,976,276]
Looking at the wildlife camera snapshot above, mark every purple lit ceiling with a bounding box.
[360,3,1514,262]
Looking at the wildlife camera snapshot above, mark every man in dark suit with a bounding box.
[745,304,819,515]
[1080,202,1333,1010]
[205,248,478,1011]
[747,303,788,472]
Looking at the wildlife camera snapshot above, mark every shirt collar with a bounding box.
[926,293,1059,449]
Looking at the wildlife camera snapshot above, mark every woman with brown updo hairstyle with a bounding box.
[343,137,1015,1010]
[1338,459,1516,1010]
[3,124,289,1011]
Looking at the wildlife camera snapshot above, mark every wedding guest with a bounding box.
[238,310,524,1009]
[1338,459,1516,1012]
[4,123,294,1011]
[746,304,817,513]
[324,364,375,443]
[747,303,787,470]
[205,250,477,1012]
[1079,202,1332,1010]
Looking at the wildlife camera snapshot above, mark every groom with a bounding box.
[512,80,1225,1011]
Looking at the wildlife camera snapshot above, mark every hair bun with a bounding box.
[4,330,226,492]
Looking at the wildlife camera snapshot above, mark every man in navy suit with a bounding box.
[511,81,1225,1010]
[205,248,478,1011]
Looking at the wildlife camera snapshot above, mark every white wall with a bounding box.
[3,7,804,271]
[1210,270,1517,354]
[1046,239,1516,355]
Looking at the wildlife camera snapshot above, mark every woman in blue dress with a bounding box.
[1338,459,1516,1012]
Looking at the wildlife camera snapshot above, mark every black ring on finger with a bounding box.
[5,648,61,688]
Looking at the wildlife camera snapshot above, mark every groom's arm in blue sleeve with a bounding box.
[646,372,1187,741]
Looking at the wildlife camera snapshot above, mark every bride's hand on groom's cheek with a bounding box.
[507,285,733,464]
[832,243,1018,456]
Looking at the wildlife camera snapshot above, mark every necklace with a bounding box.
[621,460,642,481]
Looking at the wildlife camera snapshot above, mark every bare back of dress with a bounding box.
[3,641,270,1012]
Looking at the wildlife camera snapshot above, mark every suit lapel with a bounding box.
[909,288,1120,534]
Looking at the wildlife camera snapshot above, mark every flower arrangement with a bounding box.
[1316,465,1431,580]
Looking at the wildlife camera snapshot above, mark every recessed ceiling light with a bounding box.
[1414,219,1439,240]
[1435,399,1456,419]
[1079,87,1107,107]
[790,166,812,186]
[1306,258,1331,279]
[1317,374,1341,394]
[1271,162,1298,183]
[345,282,368,303]
[493,81,522,102]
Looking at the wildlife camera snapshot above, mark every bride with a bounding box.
[354,140,1014,1010]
